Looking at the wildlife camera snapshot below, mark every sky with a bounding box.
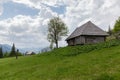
[0,0,120,50]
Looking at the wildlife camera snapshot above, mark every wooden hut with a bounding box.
[25,51,36,56]
[66,21,109,46]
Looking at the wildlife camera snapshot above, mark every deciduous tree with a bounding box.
[47,17,68,48]
[113,17,120,39]
[113,17,120,32]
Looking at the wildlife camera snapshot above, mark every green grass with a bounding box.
[1,40,120,80]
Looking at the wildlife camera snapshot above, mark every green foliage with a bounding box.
[4,52,10,57]
[0,47,3,58]
[106,35,116,41]
[113,17,120,33]
[9,43,16,57]
[47,17,68,48]
[45,39,120,56]
[113,17,120,39]
[17,52,23,56]
[108,26,112,35]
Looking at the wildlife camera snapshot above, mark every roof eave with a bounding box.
[66,34,109,41]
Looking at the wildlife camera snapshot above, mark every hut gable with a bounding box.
[66,21,109,46]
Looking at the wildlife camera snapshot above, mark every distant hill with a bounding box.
[0,44,41,53]
[19,48,41,53]
[0,44,11,53]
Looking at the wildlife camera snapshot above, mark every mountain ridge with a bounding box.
[0,44,41,53]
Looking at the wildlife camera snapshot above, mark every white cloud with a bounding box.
[38,6,57,18]
[0,15,49,48]
[12,0,64,9]
[62,0,120,34]
[0,4,58,48]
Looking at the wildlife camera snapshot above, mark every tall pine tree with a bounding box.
[10,43,16,57]
[0,47,3,58]
[108,25,112,36]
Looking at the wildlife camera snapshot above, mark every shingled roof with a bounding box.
[66,21,109,40]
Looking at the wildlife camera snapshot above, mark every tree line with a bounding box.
[0,43,22,59]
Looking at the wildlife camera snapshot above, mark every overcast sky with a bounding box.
[0,0,120,49]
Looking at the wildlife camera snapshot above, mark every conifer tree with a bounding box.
[108,25,112,35]
[0,47,3,58]
[10,43,16,57]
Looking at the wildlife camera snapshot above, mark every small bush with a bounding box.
[4,52,10,57]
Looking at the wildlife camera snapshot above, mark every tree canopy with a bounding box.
[47,17,68,48]
[113,17,120,33]
[113,17,120,39]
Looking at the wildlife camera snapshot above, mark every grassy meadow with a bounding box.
[0,40,120,80]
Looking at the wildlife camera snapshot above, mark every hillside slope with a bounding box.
[0,42,120,80]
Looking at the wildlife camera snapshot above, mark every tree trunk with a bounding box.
[16,49,19,59]
[15,52,18,59]
[55,40,58,48]
[54,30,58,48]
